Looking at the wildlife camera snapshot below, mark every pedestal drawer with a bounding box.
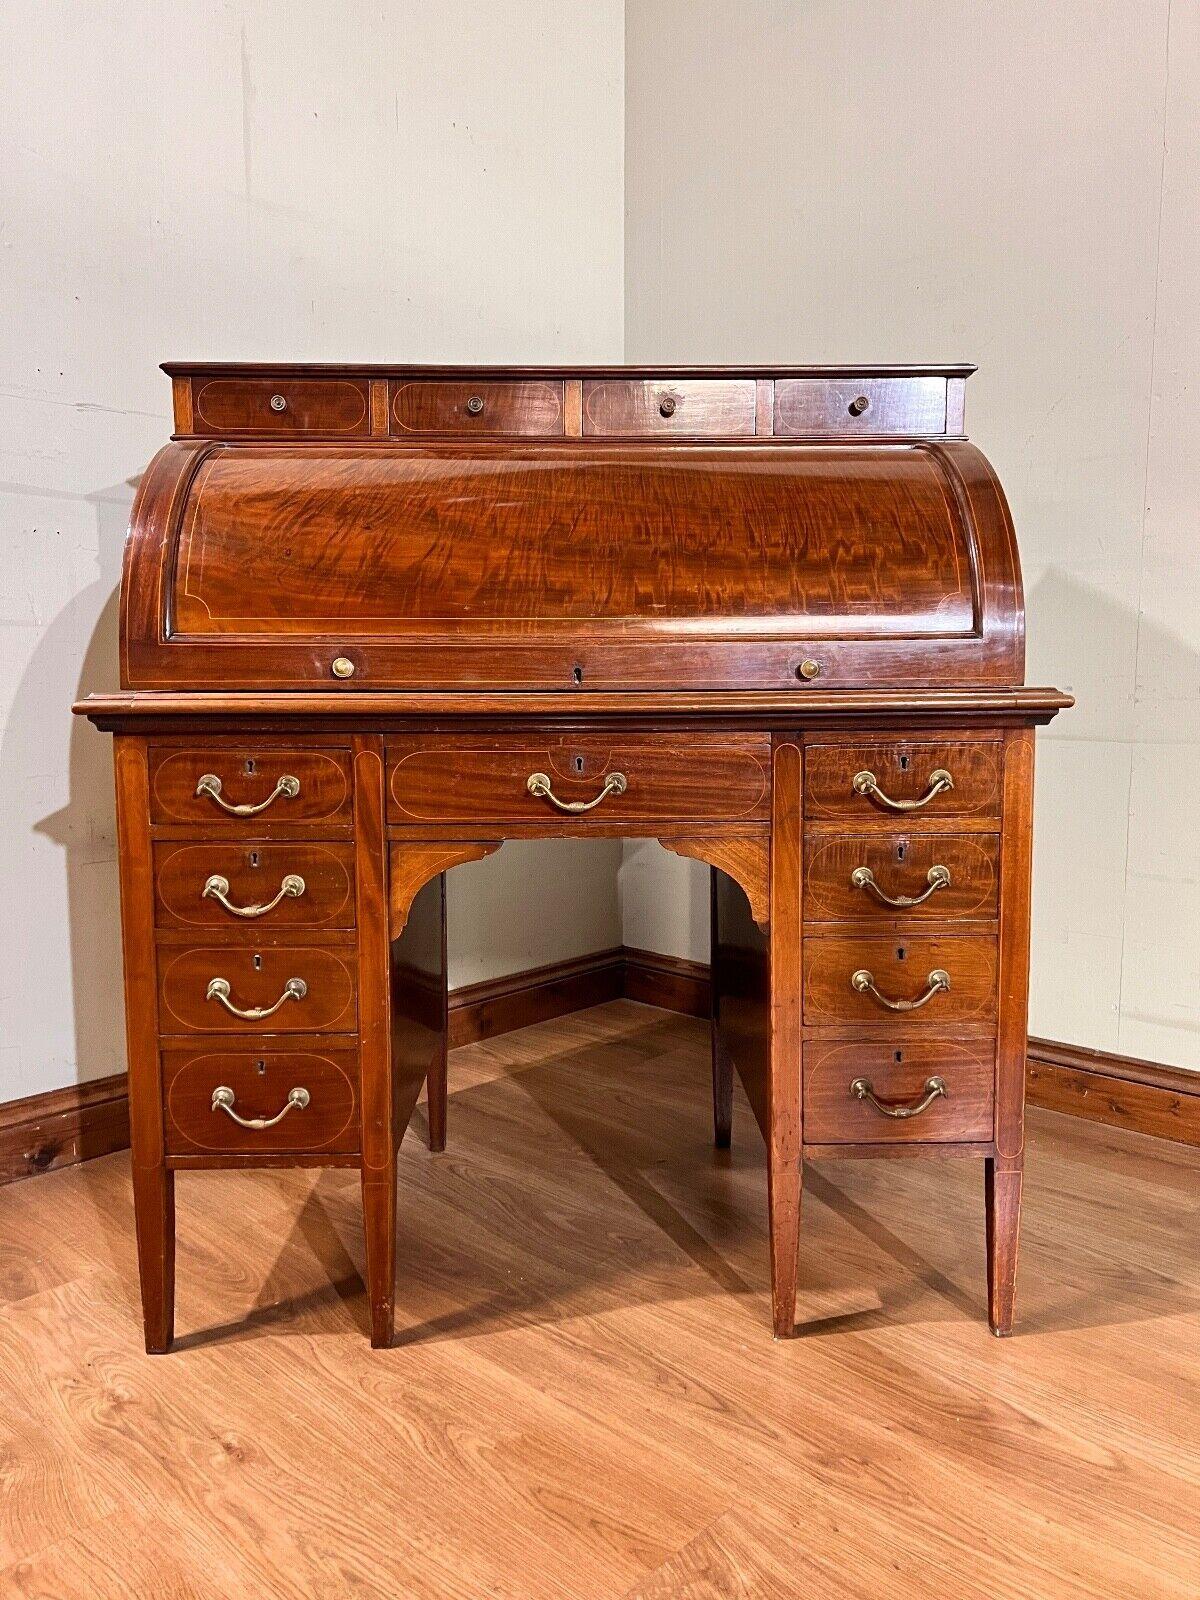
[153,841,355,930]
[158,943,357,1035]
[803,832,999,923]
[149,747,352,826]
[803,934,997,1028]
[805,739,1001,824]
[163,1044,359,1154]
[804,1039,994,1143]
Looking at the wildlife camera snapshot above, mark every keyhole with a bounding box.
[894,1050,903,1063]
[248,850,260,868]
[896,843,906,862]
[572,664,584,685]
[896,946,906,961]
[255,1059,266,1075]
[253,952,263,971]
[244,758,257,776]
[899,754,909,772]
[574,755,585,774]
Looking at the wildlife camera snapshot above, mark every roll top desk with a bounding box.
[77,364,1069,1351]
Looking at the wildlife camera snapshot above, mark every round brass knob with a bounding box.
[797,659,822,681]
[331,656,355,679]
[466,395,485,416]
[848,395,870,417]
[269,394,288,412]
[659,396,677,418]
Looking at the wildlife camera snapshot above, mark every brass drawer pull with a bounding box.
[205,975,307,1019]
[852,767,954,812]
[526,770,627,813]
[202,873,306,918]
[195,772,300,816]
[211,1084,310,1129]
[851,863,951,907]
[851,967,950,1011]
[849,1075,947,1119]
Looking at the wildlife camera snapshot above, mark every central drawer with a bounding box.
[386,734,771,824]
[157,943,357,1035]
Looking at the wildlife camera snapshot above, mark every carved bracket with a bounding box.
[657,834,770,928]
[389,841,502,936]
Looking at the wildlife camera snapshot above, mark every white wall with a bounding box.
[624,0,1200,1069]
[0,0,625,1100]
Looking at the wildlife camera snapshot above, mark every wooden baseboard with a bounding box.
[3,954,1197,1187]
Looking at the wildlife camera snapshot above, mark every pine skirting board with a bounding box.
[3,948,1197,1185]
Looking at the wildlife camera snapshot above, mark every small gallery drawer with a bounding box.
[774,377,947,436]
[805,739,1001,824]
[803,934,997,1028]
[157,943,357,1035]
[390,379,564,436]
[387,734,771,824]
[153,841,355,930]
[164,1044,360,1155]
[190,377,370,436]
[804,1039,994,1144]
[149,747,352,827]
[803,832,999,923]
[582,378,756,437]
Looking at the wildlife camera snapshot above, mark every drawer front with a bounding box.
[582,378,756,437]
[390,379,564,436]
[804,833,999,923]
[158,944,357,1035]
[191,377,370,436]
[805,740,1001,824]
[804,935,997,1027]
[774,377,947,436]
[153,842,355,930]
[387,734,771,824]
[804,1039,994,1144]
[149,748,352,826]
[164,1044,359,1155]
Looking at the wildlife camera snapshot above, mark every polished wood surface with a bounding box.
[78,361,1069,1350]
[162,1042,360,1155]
[2,1004,1195,1599]
[803,1037,994,1143]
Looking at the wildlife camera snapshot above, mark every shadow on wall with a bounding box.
[12,483,132,1097]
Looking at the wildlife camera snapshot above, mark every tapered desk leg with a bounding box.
[710,871,733,1149]
[768,740,803,1338]
[132,1163,175,1353]
[427,1047,448,1153]
[985,1155,1023,1336]
[361,1171,397,1348]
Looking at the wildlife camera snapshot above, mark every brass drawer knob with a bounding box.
[848,395,870,417]
[195,772,300,816]
[202,872,306,918]
[526,769,627,814]
[205,975,307,1020]
[659,395,677,418]
[797,659,822,681]
[269,393,288,412]
[212,1084,310,1130]
[851,967,950,1011]
[852,767,954,812]
[466,395,485,415]
[331,656,355,679]
[850,1075,946,1119]
[851,864,950,908]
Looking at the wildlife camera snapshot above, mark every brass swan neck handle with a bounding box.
[851,863,951,908]
[851,768,954,812]
[202,873,306,918]
[205,975,308,1020]
[849,1076,948,1119]
[211,1084,310,1129]
[195,772,300,816]
[851,968,950,1011]
[526,770,627,813]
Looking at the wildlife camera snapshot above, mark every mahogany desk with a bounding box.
[77,364,1069,1351]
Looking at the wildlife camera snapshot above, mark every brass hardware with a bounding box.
[205,975,307,1020]
[195,772,300,816]
[848,394,870,417]
[269,393,288,412]
[526,769,627,813]
[851,767,954,812]
[851,967,950,1011]
[465,395,485,415]
[202,872,306,918]
[849,1075,947,1119]
[797,659,822,681]
[211,1084,310,1129]
[331,656,355,679]
[659,396,677,418]
[851,863,951,908]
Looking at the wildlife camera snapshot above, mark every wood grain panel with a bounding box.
[387,735,770,824]
[191,377,369,435]
[775,377,947,436]
[582,379,755,436]
[805,738,1001,823]
[390,379,564,436]
[153,841,354,930]
[803,1037,994,1143]
[157,943,357,1035]
[803,831,999,922]
[803,934,997,1028]
[163,1044,359,1154]
[149,746,351,825]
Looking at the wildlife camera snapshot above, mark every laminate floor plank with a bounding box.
[0,1001,1197,1599]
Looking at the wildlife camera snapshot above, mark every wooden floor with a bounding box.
[2,1001,1199,1599]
